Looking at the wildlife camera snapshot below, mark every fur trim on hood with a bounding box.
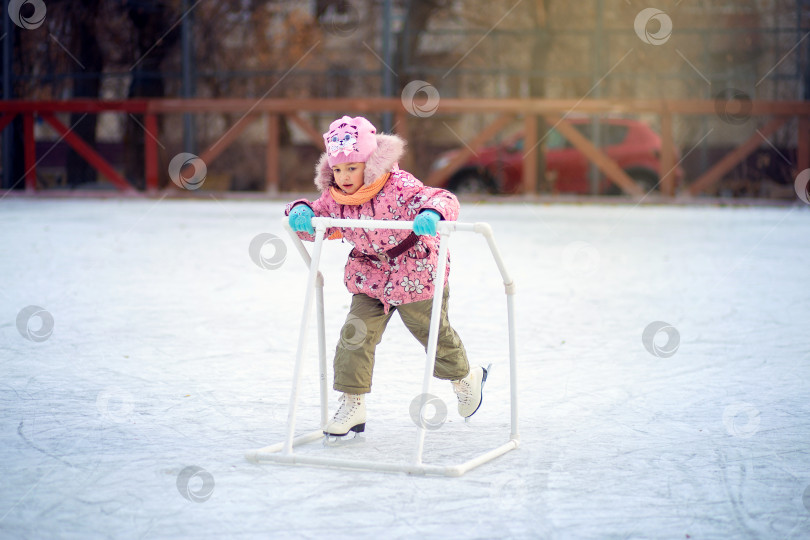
[313,133,406,192]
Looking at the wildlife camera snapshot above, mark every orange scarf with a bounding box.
[326,173,390,240]
[329,172,390,205]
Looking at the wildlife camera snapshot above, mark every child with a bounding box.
[285,115,487,438]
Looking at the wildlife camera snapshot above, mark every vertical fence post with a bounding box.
[2,1,14,191]
[23,112,35,193]
[522,114,538,194]
[799,115,809,175]
[266,113,279,195]
[660,108,675,196]
[144,112,159,193]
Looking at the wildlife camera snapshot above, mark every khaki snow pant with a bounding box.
[333,285,469,394]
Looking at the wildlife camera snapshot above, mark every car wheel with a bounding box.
[605,169,659,195]
[447,169,498,195]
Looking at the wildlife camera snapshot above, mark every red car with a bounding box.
[431,117,683,195]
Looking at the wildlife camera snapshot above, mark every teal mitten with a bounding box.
[288,205,315,235]
[413,209,441,236]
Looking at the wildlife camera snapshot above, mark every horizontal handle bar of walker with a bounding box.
[308,216,511,287]
[311,217,490,235]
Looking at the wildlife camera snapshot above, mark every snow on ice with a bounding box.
[1,198,809,539]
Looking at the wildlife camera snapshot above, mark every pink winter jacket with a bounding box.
[285,133,460,313]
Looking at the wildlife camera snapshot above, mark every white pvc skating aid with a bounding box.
[245,217,519,476]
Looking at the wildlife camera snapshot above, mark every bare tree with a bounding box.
[62,0,104,187]
[123,0,181,189]
[530,0,551,194]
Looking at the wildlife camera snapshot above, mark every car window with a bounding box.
[573,123,591,139]
[545,128,568,149]
[515,128,569,151]
[569,122,629,146]
[603,125,628,146]
[513,123,627,151]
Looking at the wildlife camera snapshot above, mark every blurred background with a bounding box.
[2,0,809,199]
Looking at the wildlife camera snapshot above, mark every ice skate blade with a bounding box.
[322,431,366,447]
[322,422,365,437]
[322,423,365,446]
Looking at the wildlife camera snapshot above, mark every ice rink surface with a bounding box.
[1,197,809,539]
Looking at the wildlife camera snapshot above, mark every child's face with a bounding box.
[332,162,365,195]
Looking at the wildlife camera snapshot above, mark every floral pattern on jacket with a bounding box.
[284,168,459,313]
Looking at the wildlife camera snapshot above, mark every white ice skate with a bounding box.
[452,364,490,419]
[323,393,366,444]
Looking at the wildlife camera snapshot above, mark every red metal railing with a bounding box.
[2,98,808,197]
